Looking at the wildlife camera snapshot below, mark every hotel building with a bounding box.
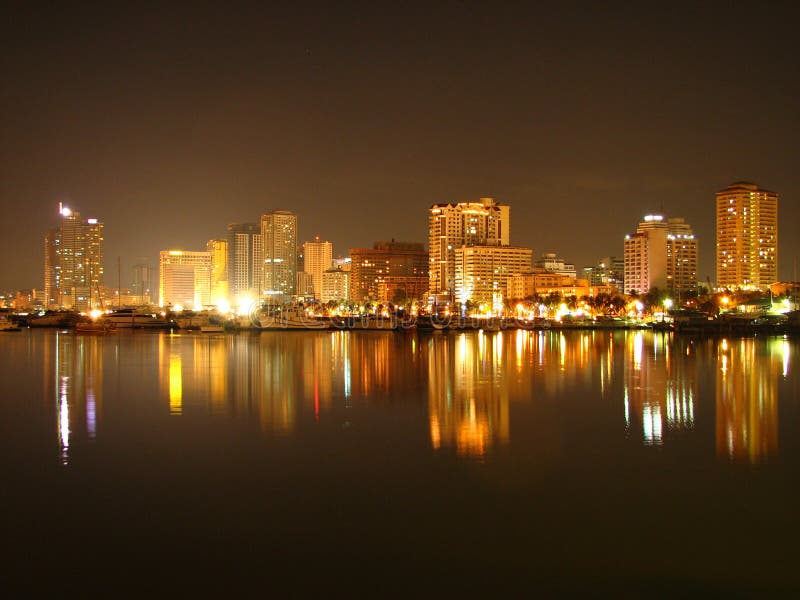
[428,198,510,294]
[623,215,697,295]
[716,182,778,289]
[158,250,212,309]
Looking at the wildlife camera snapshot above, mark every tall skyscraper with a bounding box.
[206,239,229,305]
[260,210,297,301]
[43,203,104,310]
[226,223,261,301]
[302,236,333,300]
[623,214,698,295]
[428,197,510,294]
[158,250,212,309]
[716,182,778,289]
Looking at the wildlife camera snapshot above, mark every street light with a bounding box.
[663,298,673,322]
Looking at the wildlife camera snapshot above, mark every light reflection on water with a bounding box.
[33,329,798,465]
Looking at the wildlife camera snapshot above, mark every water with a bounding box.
[1,329,798,593]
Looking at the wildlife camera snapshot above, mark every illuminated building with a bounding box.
[349,241,428,302]
[302,236,333,300]
[428,197,510,294]
[43,203,104,311]
[623,214,697,295]
[583,256,625,291]
[206,238,229,305]
[260,210,297,301]
[716,181,778,289]
[534,252,577,278]
[158,250,212,309]
[296,271,315,299]
[454,245,532,306]
[321,267,349,302]
[506,272,601,300]
[226,222,261,298]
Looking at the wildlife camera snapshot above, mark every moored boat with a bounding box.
[256,304,329,330]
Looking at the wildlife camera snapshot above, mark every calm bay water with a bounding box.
[2,328,799,593]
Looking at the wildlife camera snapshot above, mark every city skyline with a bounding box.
[2,4,799,290]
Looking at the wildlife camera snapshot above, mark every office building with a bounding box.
[583,256,624,291]
[349,241,428,302]
[716,182,778,289]
[534,252,577,278]
[131,260,156,305]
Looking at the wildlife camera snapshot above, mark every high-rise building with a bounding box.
[349,241,428,303]
[158,250,212,309]
[716,182,778,289]
[260,210,297,301]
[43,203,104,311]
[206,239,228,305]
[454,246,533,307]
[226,223,261,300]
[428,198,510,294]
[302,236,333,300]
[321,268,349,303]
[623,214,697,295]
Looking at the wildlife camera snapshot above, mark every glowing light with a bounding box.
[60,206,72,217]
[173,304,184,312]
[89,309,103,320]
[663,299,673,309]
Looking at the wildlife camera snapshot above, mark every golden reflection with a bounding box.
[715,338,778,463]
[44,331,105,465]
[427,333,509,459]
[168,354,182,415]
[624,332,695,447]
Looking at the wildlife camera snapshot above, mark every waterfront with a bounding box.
[2,329,799,593]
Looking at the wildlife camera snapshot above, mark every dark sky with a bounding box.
[1,2,798,289]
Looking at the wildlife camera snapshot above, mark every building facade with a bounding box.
[43,204,104,311]
[623,214,697,295]
[206,238,229,306]
[158,250,212,309]
[226,223,261,300]
[534,252,577,278]
[131,260,156,305]
[583,256,624,290]
[716,181,778,289]
[454,246,533,307]
[303,237,333,300]
[428,198,510,294]
[321,268,350,303]
[260,210,297,301]
[349,241,428,302]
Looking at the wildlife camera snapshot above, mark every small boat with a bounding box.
[28,311,79,327]
[256,304,330,330]
[0,316,21,332]
[103,309,172,329]
[199,324,225,333]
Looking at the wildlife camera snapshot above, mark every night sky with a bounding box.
[1,2,798,290]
